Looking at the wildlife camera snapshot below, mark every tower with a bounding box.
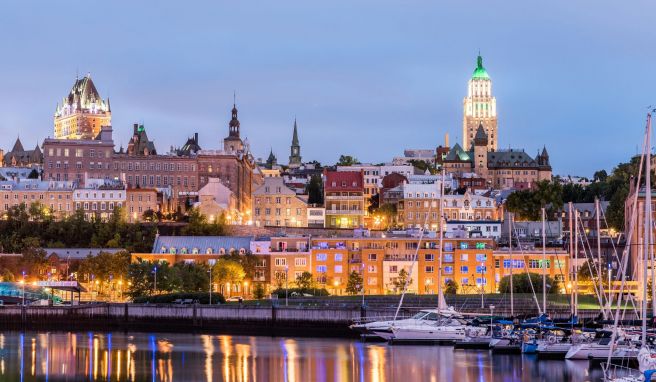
[289,118,302,167]
[54,73,112,140]
[473,123,489,177]
[462,54,497,151]
[223,98,244,153]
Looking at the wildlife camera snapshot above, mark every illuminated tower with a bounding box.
[462,55,497,151]
[54,74,111,140]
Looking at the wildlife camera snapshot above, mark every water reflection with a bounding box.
[0,331,606,381]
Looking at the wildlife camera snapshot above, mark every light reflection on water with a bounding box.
[0,331,604,381]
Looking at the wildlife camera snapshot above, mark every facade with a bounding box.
[443,126,552,189]
[0,179,75,219]
[54,74,111,140]
[193,178,237,223]
[323,170,365,229]
[337,163,416,200]
[125,188,159,223]
[445,220,502,239]
[134,233,570,296]
[72,179,126,221]
[462,55,497,151]
[252,177,308,227]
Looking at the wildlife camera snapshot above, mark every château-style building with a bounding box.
[54,74,111,140]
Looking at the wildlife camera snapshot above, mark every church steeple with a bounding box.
[289,118,302,167]
[223,94,244,153]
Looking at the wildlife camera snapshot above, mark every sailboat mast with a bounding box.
[569,202,574,317]
[509,212,514,317]
[643,112,652,344]
[574,209,579,317]
[437,169,445,310]
[595,198,606,319]
[542,207,547,314]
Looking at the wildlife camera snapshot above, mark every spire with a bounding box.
[228,96,240,138]
[471,53,490,80]
[292,118,299,146]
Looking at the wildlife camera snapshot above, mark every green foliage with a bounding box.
[294,271,314,289]
[306,175,323,205]
[133,292,225,304]
[211,259,245,290]
[505,181,563,221]
[408,159,437,174]
[181,208,225,236]
[224,251,258,280]
[0,204,157,254]
[336,155,360,166]
[444,279,458,294]
[127,260,212,299]
[498,272,559,294]
[391,269,412,293]
[576,259,608,282]
[346,271,363,295]
[253,283,267,299]
[0,268,15,282]
[78,251,131,284]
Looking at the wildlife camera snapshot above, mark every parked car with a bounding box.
[226,296,243,303]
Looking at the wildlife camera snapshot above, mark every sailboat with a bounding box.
[603,112,656,381]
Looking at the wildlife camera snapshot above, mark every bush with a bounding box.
[132,292,225,304]
[498,273,559,294]
[270,287,330,298]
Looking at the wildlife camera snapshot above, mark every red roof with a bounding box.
[324,170,364,192]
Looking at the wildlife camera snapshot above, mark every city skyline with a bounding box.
[1,1,655,176]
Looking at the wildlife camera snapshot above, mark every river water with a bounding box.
[0,331,605,381]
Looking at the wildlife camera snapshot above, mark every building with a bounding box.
[252,177,308,227]
[462,55,497,151]
[288,119,302,168]
[3,138,43,167]
[323,170,365,229]
[125,188,159,223]
[0,179,75,219]
[193,178,237,223]
[337,163,416,201]
[445,220,502,239]
[442,192,499,221]
[126,123,157,156]
[73,179,126,221]
[54,74,111,140]
[443,126,552,189]
[395,182,442,230]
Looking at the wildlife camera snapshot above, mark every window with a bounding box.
[475,253,486,262]
[460,253,468,261]
[316,253,327,261]
[444,266,453,274]
[460,242,469,249]
[295,258,307,266]
[425,266,434,273]
[274,258,287,267]
[334,253,343,262]
[389,265,398,273]
[334,265,343,273]
[316,265,328,273]
[460,266,469,273]
[476,265,486,273]
[425,254,434,261]
[476,278,487,285]
[368,265,376,273]
[368,277,377,285]
[368,254,377,261]
[461,278,469,285]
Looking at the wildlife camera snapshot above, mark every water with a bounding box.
[0,331,605,381]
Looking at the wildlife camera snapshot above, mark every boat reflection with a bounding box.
[0,331,606,381]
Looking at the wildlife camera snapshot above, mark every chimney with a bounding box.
[445,133,449,147]
[194,132,198,143]
[133,123,139,135]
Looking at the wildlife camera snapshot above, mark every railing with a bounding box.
[325,196,363,200]
[601,363,642,380]
[325,210,363,215]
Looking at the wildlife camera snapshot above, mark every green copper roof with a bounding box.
[471,55,490,80]
[138,124,145,133]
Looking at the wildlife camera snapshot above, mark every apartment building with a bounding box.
[252,177,308,227]
[323,170,365,229]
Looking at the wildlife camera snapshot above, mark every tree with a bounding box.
[593,170,609,183]
[307,175,323,205]
[498,273,559,294]
[253,283,267,299]
[224,250,259,280]
[181,208,225,236]
[21,237,48,279]
[505,181,563,221]
[336,155,360,166]
[346,271,363,295]
[392,269,412,293]
[295,271,314,289]
[444,279,458,294]
[212,259,245,296]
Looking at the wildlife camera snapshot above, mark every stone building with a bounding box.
[252,177,308,227]
[2,138,43,167]
[323,170,365,229]
[463,55,497,151]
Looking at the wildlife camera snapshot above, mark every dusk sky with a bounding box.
[0,1,653,176]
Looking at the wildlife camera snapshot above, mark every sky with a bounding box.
[0,1,654,176]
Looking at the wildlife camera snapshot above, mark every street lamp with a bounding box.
[285,265,289,306]
[20,271,26,306]
[152,266,158,295]
[490,304,495,331]
[208,268,213,305]
[480,262,485,309]
[361,263,366,307]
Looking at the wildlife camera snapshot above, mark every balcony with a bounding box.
[325,195,363,200]
[325,209,363,215]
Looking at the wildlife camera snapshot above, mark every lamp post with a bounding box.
[21,271,26,306]
[208,268,213,305]
[285,265,289,306]
[490,304,495,331]
[480,262,485,309]
[153,266,158,295]
[361,263,365,307]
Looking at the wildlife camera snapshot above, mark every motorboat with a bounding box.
[355,307,463,341]
[387,315,487,344]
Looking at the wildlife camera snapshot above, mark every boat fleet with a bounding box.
[351,113,656,381]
